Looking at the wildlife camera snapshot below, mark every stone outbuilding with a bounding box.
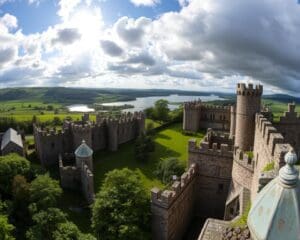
[0,128,24,156]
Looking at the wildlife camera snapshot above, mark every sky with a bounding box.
[0,0,300,95]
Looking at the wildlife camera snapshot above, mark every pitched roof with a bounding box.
[1,128,23,151]
[75,140,93,158]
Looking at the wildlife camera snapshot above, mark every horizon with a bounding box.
[0,0,300,96]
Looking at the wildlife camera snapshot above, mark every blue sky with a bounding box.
[0,0,300,95]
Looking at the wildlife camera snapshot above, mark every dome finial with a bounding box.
[279,148,298,187]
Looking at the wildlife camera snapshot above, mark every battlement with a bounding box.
[183,100,202,110]
[278,103,300,123]
[34,125,65,137]
[236,83,263,96]
[70,123,92,132]
[151,164,198,209]
[233,148,254,172]
[201,105,231,111]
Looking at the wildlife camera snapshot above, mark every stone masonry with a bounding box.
[151,83,300,240]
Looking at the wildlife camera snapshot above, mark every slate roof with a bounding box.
[1,128,23,151]
[75,140,93,158]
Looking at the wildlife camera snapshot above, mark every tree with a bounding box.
[135,134,155,162]
[29,174,62,213]
[92,169,150,240]
[11,175,30,238]
[0,214,15,240]
[0,154,30,195]
[153,99,170,123]
[26,208,66,240]
[155,158,185,184]
[53,222,96,240]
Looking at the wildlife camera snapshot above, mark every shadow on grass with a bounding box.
[155,132,172,140]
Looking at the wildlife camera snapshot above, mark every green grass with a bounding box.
[262,161,275,172]
[263,99,300,122]
[231,203,251,228]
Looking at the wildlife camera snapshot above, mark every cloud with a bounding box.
[0,47,16,66]
[0,13,17,31]
[52,28,81,45]
[125,52,155,66]
[114,17,151,46]
[57,0,81,20]
[101,40,124,57]
[130,0,160,7]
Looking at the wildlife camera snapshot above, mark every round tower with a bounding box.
[234,83,263,151]
[75,140,93,171]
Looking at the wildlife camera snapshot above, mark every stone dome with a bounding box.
[247,149,300,240]
[75,140,93,158]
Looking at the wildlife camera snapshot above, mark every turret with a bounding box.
[75,140,93,171]
[234,83,263,151]
[183,100,201,131]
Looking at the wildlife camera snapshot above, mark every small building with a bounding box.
[0,128,24,156]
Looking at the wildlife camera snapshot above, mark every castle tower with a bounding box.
[230,105,236,139]
[75,140,93,171]
[234,83,263,151]
[183,101,201,132]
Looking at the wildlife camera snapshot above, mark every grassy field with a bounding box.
[57,123,205,233]
[262,99,300,121]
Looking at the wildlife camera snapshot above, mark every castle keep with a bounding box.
[151,83,300,240]
[34,112,145,167]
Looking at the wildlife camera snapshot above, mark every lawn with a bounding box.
[59,123,205,233]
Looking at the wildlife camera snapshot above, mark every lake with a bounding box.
[68,94,224,113]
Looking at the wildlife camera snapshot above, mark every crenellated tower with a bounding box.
[234,83,263,151]
[183,101,201,131]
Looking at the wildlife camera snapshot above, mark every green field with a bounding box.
[57,123,205,233]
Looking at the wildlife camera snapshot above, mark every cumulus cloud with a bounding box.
[114,17,151,46]
[101,40,124,57]
[0,13,17,31]
[0,47,16,66]
[52,28,81,45]
[130,0,160,7]
[125,52,155,66]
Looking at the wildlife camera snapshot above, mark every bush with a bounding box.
[135,134,155,162]
[155,158,185,184]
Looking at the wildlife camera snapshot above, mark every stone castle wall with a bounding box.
[250,114,292,202]
[151,164,198,240]
[183,101,230,132]
[188,131,233,219]
[274,103,300,159]
[81,162,95,204]
[34,112,145,166]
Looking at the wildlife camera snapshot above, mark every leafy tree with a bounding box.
[155,158,185,184]
[11,175,31,238]
[26,208,66,240]
[0,154,30,195]
[52,117,62,126]
[153,99,170,123]
[0,214,15,240]
[53,222,96,240]
[29,174,62,213]
[92,168,150,240]
[144,107,155,119]
[135,134,155,162]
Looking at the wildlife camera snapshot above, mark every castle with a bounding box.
[34,111,145,204]
[151,83,300,240]
[34,111,145,167]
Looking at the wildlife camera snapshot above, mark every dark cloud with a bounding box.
[0,47,16,66]
[101,40,124,57]
[125,52,155,66]
[115,17,151,46]
[52,28,81,45]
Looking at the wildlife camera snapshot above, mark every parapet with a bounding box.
[233,148,255,172]
[236,83,263,96]
[278,103,299,123]
[151,164,198,209]
[34,125,65,137]
[183,100,202,110]
[201,104,231,111]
